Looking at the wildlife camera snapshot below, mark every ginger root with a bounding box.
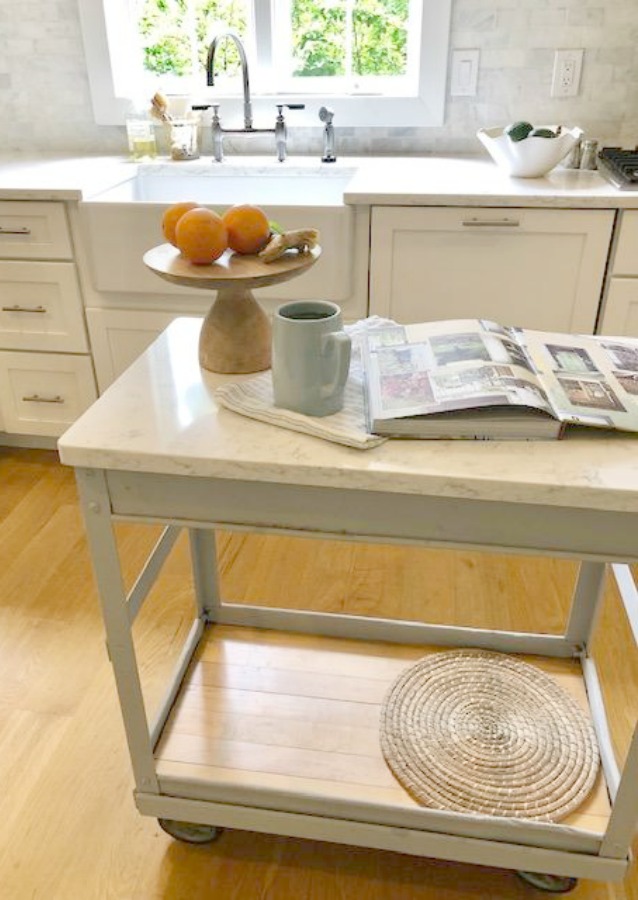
[259,228,319,263]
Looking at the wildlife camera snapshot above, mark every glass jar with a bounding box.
[126,117,157,161]
[168,119,200,161]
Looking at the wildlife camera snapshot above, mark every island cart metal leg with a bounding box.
[156,528,225,843]
[517,561,638,892]
[75,468,223,843]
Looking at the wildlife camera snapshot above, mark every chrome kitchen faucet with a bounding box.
[202,31,304,162]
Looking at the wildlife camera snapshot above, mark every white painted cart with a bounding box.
[58,318,638,892]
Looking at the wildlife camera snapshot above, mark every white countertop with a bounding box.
[343,157,638,208]
[1,153,638,208]
[0,155,136,201]
[58,317,638,514]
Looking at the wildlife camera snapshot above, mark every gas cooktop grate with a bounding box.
[597,147,638,189]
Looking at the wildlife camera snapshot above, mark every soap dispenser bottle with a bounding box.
[125,100,157,161]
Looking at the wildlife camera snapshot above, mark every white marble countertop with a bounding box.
[58,317,638,514]
[343,156,638,208]
[1,153,638,209]
[0,154,136,200]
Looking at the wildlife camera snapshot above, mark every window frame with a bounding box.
[78,0,452,129]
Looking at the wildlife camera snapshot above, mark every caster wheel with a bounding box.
[516,871,578,893]
[158,818,223,844]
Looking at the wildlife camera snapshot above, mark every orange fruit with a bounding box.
[174,207,228,265]
[162,201,199,246]
[221,204,271,255]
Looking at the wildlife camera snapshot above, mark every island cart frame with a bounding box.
[73,463,638,888]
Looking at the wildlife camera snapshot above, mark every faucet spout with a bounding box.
[206,31,253,130]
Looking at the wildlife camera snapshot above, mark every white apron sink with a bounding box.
[80,160,357,300]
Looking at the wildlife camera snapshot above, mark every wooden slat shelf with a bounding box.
[155,624,611,836]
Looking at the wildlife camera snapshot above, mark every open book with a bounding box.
[361,319,638,440]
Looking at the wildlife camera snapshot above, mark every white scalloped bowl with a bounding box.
[477,125,583,178]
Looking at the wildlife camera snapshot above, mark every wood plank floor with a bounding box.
[1,446,637,900]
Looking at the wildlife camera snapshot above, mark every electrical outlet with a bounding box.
[551,49,584,98]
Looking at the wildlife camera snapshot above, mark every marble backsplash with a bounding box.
[1,0,637,158]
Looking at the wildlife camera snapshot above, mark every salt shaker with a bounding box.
[562,139,582,169]
[580,139,599,170]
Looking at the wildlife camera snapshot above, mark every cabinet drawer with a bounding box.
[0,201,72,260]
[0,351,97,437]
[612,211,638,276]
[0,261,88,351]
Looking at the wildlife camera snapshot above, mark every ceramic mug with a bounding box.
[272,300,352,417]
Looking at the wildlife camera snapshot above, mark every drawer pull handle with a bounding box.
[22,394,65,404]
[2,304,47,314]
[462,218,521,227]
[0,226,31,235]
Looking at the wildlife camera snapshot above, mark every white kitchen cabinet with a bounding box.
[0,201,96,442]
[598,211,638,337]
[599,281,638,337]
[370,207,615,332]
[86,307,184,392]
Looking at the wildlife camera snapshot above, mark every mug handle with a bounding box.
[321,332,352,399]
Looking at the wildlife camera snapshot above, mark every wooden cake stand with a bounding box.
[143,244,321,374]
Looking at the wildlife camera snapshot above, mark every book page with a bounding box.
[365,319,555,421]
[515,329,638,432]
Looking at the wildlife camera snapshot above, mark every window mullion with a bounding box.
[186,0,198,79]
[345,0,353,81]
[253,0,274,76]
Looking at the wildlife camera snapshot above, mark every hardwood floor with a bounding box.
[1,446,637,900]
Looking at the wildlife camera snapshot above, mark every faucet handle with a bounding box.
[319,106,334,125]
[276,103,305,118]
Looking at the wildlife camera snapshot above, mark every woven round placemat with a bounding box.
[380,649,599,821]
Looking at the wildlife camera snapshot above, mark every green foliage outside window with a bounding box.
[135,0,408,79]
[290,0,408,77]
[352,0,409,76]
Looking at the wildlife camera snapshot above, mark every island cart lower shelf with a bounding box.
[151,623,611,841]
[122,602,629,885]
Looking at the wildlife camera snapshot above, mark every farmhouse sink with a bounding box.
[80,161,357,299]
[92,163,356,206]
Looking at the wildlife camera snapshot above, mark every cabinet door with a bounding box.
[0,261,88,352]
[611,211,638,276]
[370,207,615,332]
[86,307,185,392]
[598,279,638,337]
[0,351,97,437]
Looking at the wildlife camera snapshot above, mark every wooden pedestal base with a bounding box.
[199,287,271,374]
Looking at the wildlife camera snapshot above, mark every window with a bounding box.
[78,0,451,128]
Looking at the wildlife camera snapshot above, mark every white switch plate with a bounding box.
[450,50,479,97]
[551,49,584,98]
